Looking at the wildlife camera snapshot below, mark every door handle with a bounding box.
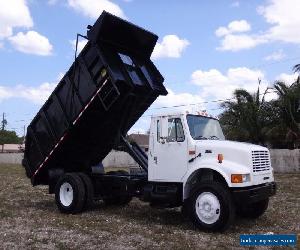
[154,156,157,164]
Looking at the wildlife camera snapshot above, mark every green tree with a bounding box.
[1,117,7,130]
[269,77,300,148]
[219,65,300,149]
[0,130,22,145]
[293,64,300,76]
[219,84,274,145]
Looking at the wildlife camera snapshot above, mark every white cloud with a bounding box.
[67,0,126,19]
[8,31,53,56]
[0,86,13,100]
[154,88,204,108]
[48,0,58,5]
[129,127,146,134]
[152,35,190,60]
[216,0,300,51]
[130,90,206,134]
[258,0,300,44]
[215,20,266,51]
[231,1,240,7]
[276,72,299,84]
[217,34,267,51]
[215,20,265,51]
[0,0,33,39]
[191,67,266,100]
[215,20,251,37]
[70,39,88,53]
[264,50,285,61]
[0,82,57,104]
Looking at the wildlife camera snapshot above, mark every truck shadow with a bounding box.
[31,198,260,233]
[90,199,260,233]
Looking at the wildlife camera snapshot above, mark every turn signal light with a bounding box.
[189,150,196,155]
[231,174,243,183]
[217,154,223,163]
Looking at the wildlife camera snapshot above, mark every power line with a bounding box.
[253,56,300,70]
[146,89,278,113]
[148,97,235,111]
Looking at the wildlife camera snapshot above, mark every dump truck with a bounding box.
[23,12,276,231]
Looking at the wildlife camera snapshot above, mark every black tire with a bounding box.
[237,198,269,219]
[181,201,189,217]
[77,173,94,210]
[188,181,235,232]
[103,170,132,206]
[55,173,85,214]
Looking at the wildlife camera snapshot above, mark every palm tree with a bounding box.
[293,64,300,84]
[219,82,272,145]
[272,78,300,148]
[293,64,300,73]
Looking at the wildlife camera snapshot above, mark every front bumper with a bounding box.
[231,182,276,204]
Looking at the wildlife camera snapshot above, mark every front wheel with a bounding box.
[188,182,235,232]
[238,198,269,219]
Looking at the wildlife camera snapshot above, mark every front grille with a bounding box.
[252,150,271,172]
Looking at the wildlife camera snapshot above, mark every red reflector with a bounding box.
[189,150,196,155]
[217,154,224,163]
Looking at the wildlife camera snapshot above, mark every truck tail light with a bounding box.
[217,154,223,163]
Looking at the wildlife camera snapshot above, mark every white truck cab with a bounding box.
[147,109,276,231]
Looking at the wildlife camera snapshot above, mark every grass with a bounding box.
[0,164,299,249]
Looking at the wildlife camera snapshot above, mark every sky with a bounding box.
[0,0,300,135]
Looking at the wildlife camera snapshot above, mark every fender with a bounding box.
[182,158,250,200]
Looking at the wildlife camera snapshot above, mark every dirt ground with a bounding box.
[0,164,299,250]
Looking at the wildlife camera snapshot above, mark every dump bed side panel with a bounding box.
[23,12,167,185]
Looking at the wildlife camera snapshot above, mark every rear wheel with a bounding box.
[188,182,235,232]
[77,173,94,210]
[238,198,269,218]
[55,173,85,214]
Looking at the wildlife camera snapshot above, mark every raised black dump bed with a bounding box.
[23,12,167,185]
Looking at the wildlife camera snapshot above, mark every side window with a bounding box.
[167,119,176,142]
[167,118,185,142]
[176,119,185,142]
[157,120,160,142]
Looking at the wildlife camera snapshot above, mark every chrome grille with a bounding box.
[252,150,271,172]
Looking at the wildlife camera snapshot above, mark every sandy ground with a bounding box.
[0,164,299,249]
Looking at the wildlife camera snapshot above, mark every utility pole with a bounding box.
[23,125,26,143]
[1,112,7,131]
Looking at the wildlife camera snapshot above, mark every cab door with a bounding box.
[151,116,188,182]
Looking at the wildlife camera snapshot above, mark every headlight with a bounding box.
[231,174,250,183]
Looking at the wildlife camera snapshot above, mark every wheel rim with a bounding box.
[59,182,74,207]
[195,191,221,224]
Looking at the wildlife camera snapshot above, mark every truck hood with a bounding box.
[194,140,267,152]
[192,140,270,173]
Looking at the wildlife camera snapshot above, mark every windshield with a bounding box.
[186,115,225,140]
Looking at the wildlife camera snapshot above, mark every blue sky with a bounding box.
[0,0,300,135]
